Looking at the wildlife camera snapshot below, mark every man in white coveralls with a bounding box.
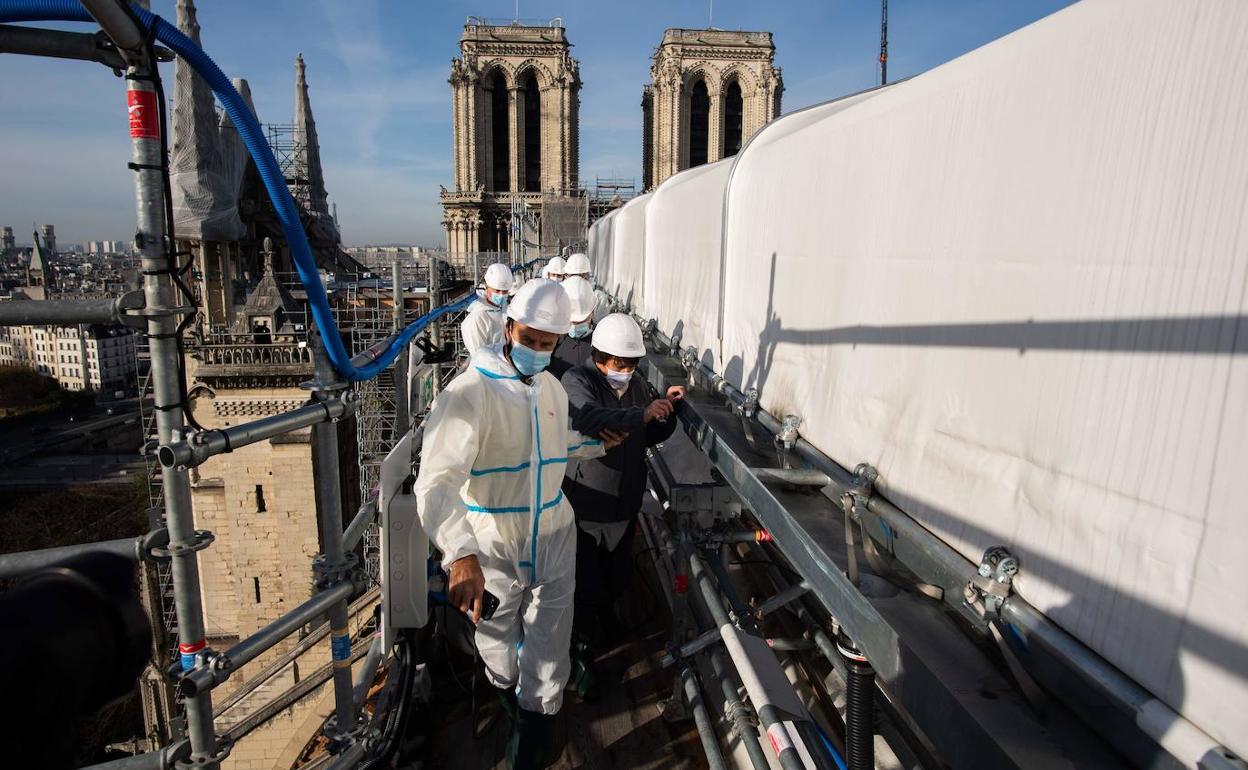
[461,262,514,355]
[414,278,611,769]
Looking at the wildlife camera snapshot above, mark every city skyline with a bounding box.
[0,0,1076,246]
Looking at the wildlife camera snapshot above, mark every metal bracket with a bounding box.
[114,290,148,330]
[149,530,214,559]
[774,413,802,467]
[175,735,232,769]
[414,334,455,364]
[313,552,360,591]
[965,545,1019,616]
[324,711,368,744]
[140,527,172,562]
[734,388,760,419]
[669,329,682,355]
[680,345,699,387]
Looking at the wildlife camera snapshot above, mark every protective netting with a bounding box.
[540,191,588,252]
[169,2,250,241]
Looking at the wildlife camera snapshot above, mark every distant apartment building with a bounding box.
[0,321,137,396]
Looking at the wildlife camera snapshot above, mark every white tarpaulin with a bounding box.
[589,0,1248,758]
[606,193,651,316]
[644,159,732,368]
[588,208,618,293]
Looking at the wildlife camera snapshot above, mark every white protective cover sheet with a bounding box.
[606,193,652,316]
[644,160,733,368]
[588,208,618,296]
[719,0,1248,755]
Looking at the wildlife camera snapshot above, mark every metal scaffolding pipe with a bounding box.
[80,0,144,54]
[691,560,807,770]
[677,543,772,770]
[342,498,377,552]
[0,24,129,69]
[0,536,143,580]
[0,293,140,327]
[752,467,831,487]
[178,579,354,697]
[309,338,360,738]
[101,44,222,764]
[79,739,190,770]
[681,664,729,770]
[352,633,384,710]
[157,397,353,469]
[660,579,811,667]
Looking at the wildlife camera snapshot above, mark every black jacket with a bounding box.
[550,333,593,380]
[561,358,677,523]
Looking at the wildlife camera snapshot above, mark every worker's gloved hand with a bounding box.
[666,386,686,402]
[448,554,487,623]
[600,427,629,449]
[644,398,674,423]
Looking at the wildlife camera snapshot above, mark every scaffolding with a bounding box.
[540,190,588,254]
[264,123,312,208]
[588,176,636,224]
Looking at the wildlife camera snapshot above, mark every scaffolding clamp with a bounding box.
[140,527,172,562]
[964,545,1019,617]
[175,735,232,769]
[313,552,360,591]
[114,290,148,330]
[414,333,455,364]
[735,388,760,419]
[150,529,215,559]
[774,413,802,467]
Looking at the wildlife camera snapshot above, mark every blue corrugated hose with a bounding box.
[817,722,849,770]
[0,0,543,380]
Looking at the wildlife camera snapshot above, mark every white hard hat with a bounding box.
[483,262,514,291]
[591,313,645,358]
[547,256,567,275]
[507,278,572,334]
[565,253,590,276]
[561,276,596,322]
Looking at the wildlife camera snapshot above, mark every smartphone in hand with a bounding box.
[477,589,500,621]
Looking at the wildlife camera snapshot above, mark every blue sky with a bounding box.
[0,0,1076,247]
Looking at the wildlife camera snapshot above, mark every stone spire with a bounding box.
[27,229,53,292]
[169,0,244,240]
[292,53,330,217]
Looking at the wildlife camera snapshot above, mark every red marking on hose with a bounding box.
[756,530,773,543]
[127,90,159,140]
[178,639,206,655]
[674,574,688,594]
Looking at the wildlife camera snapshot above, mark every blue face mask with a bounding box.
[568,322,591,338]
[487,291,508,309]
[509,340,551,376]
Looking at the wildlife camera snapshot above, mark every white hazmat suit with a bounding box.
[414,343,605,714]
[460,294,505,355]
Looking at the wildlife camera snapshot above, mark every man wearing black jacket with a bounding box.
[560,314,684,694]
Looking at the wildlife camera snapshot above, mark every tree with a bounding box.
[0,364,56,410]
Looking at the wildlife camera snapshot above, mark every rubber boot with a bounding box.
[569,639,600,702]
[507,708,558,770]
[496,686,518,725]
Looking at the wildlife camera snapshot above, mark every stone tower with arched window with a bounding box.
[643,29,782,190]
[441,18,582,260]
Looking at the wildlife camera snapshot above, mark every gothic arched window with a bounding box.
[689,78,710,168]
[522,72,542,192]
[488,69,510,191]
[723,79,744,158]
